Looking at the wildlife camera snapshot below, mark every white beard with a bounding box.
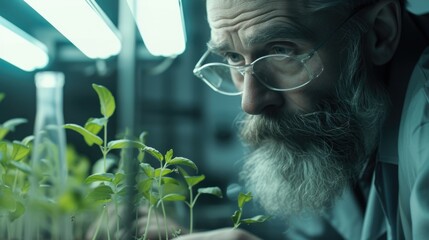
[238,109,369,217]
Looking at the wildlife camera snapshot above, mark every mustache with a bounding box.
[238,106,364,153]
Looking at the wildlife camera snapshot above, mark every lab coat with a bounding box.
[397,46,429,239]
[283,47,429,240]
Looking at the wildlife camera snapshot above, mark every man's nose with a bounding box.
[241,73,283,115]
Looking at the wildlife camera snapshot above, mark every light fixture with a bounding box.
[127,0,187,57]
[0,16,49,72]
[24,0,121,59]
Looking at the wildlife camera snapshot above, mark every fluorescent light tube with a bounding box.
[24,0,121,59]
[128,0,186,57]
[0,16,49,72]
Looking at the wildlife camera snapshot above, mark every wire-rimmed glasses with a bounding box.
[192,2,372,96]
[193,49,324,95]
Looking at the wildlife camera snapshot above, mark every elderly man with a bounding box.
[174,0,429,239]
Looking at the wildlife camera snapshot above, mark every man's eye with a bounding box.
[224,52,244,65]
[270,46,294,55]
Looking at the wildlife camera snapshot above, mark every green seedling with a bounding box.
[1,84,270,240]
[232,192,270,229]
[65,84,145,240]
[179,167,222,234]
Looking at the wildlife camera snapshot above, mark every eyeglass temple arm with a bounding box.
[194,50,211,70]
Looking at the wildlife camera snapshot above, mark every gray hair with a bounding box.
[334,15,390,153]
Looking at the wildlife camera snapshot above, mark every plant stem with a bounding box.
[115,198,119,240]
[142,204,153,240]
[6,218,10,240]
[188,186,194,234]
[160,201,168,239]
[157,164,169,239]
[233,208,243,229]
[12,170,19,192]
[154,209,162,240]
[106,205,111,240]
[91,206,106,240]
[135,207,139,238]
[103,121,108,172]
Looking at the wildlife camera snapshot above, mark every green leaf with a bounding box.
[0,129,8,141]
[154,168,172,177]
[238,192,253,209]
[116,186,128,198]
[184,175,205,187]
[139,131,148,144]
[231,210,241,226]
[140,163,155,178]
[21,135,34,146]
[162,182,185,196]
[92,84,116,118]
[159,193,186,203]
[86,184,114,203]
[0,141,9,159]
[0,93,4,102]
[11,141,30,161]
[169,157,197,171]
[9,201,25,222]
[0,186,16,211]
[161,177,180,185]
[85,173,115,184]
[138,178,153,194]
[92,157,116,174]
[137,150,145,162]
[9,161,31,174]
[2,118,27,130]
[144,146,163,162]
[107,139,145,150]
[148,195,158,205]
[0,118,27,140]
[84,117,105,135]
[197,187,223,198]
[165,149,174,163]
[64,124,103,146]
[241,215,271,225]
[178,167,189,177]
[113,172,125,186]
[141,189,158,205]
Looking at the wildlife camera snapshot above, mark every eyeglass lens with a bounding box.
[198,54,314,94]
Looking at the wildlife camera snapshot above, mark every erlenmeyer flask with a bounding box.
[25,71,72,240]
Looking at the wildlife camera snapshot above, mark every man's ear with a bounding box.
[364,0,401,66]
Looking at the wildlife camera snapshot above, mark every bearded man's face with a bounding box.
[206,0,389,216]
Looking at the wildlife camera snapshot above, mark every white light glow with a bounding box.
[128,0,186,57]
[24,0,121,59]
[0,16,48,72]
[35,71,65,88]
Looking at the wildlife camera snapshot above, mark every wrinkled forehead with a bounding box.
[206,0,304,25]
[206,0,325,50]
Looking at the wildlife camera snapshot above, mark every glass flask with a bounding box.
[24,71,72,240]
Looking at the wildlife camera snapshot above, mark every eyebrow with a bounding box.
[206,23,314,53]
[206,40,229,54]
[246,24,313,46]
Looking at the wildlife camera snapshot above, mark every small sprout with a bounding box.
[232,192,270,229]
